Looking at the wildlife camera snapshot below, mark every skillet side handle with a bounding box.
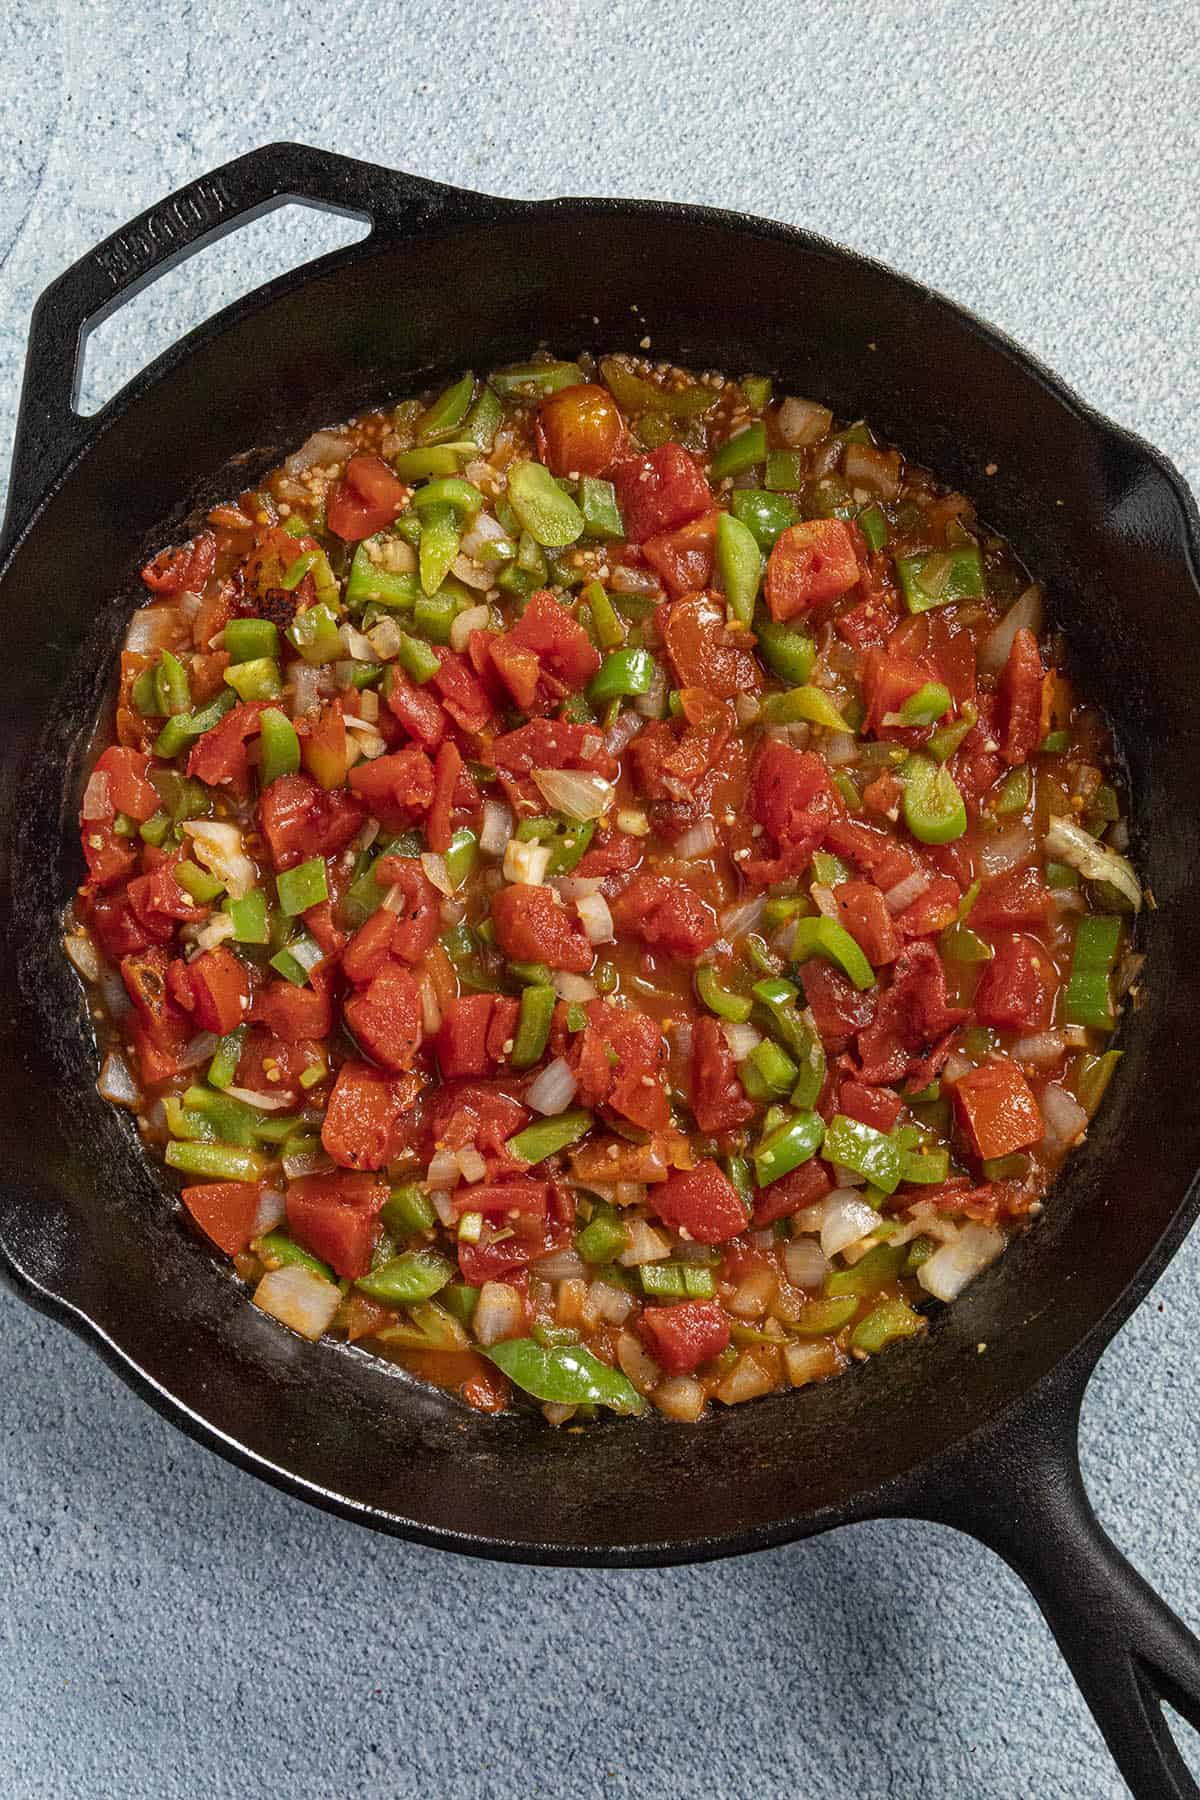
[0,141,504,557]
[910,1367,1200,1798]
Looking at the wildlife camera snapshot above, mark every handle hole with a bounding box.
[1164,1705,1200,1780]
[74,203,370,417]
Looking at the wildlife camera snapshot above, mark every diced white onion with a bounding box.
[451,555,493,592]
[426,1148,461,1190]
[502,839,551,886]
[783,1238,832,1289]
[253,1265,341,1340]
[720,896,765,940]
[653,1376,707,1422]
[289,662,325,717]
[531,768,615,821]
[460,511,510,559]
[785,1340,838,1387]
[526,1057,578,1116]
[777,396,833,447]
[1040,1080,1088,1152]
[63,933,101,982]
[81,769,112,820]
[941,1052,972,1084]
[1044,815,1142,913]
[420,851,454,895]
[284,429,356,475]
[97,1050,139,1107]
[124,603,184,655]
[191,913,238,953]
[449,603,491,649]
[281,1146,334,1180]
[820,1190,882,1259]
[182,820,257,900]
[535,1246,588,1283]
[617,1220,672,1266]
[605,709,645,755]
[577,892,614,944]
[555,874,604,901]
[418,972,442,1034]
[472,1282,527,1347]
[180,1032,221,1070]
[339,622,376,661]
[716,1351,775,1405]
[589,1279,635,1325]
[884,870,931,915]
[479,799,514,857]
[345,723,387,759]
[252,1187,287,1236]
[616,808,650,838]
[979,823,1035,878]
[1010,1031,1066,1068]
[552,972,597,1002]
[456,1146,488,1184]
[723,1021,763,1060]
[811,883,839,919]
[428,1189,455,1227]
[918,1222,1004,1302]
[823,731,858,767]
[734,692,761,728]
[675,819,718,860]
[617,1331,662,1392]
[610,564,660,596]
[367,617,403,660]
[729,1266,777,1318]
[980,585,1044,674]
[634,663,668,719]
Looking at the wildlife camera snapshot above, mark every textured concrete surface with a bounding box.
[2,3,1198,1795]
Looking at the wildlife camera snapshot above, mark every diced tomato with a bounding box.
[126,865,208,942]
[342,908,398,986]
[491,883,594,973]
[997,627,1044,766]
[839,1079,904,1133]
[638,1301,730,1375]
[892,876,962,940]
[659,591,761,699]
[836,595,894,650]
[385,671,447,750]
[186,700,267,793]
[321,1059,411,1170]
[824,817,925,890]
[973,933,1057,1032]
[649,1158,748,1244]
[569,1000,669,1131]
[969,865,1053,931]
[235,1029,324,1102]
[180,1182,264,1257]
[751,1157,832,1228]
[301,699,349,791]
[425,739,462,856]
[488,635,540,712]
[431,649,494,734]
[456,1216,555,1286]
[642,512,719,601]
[798,960,877,1054]
[450,1180,550,1218]
[737,742,838,884]
[831,881,901,966]
[953,1058,1044,1160]
[301,901,345,958]
[575,824,643,882]
[610,444,712,543]
[86,888,153,958]
[952,696,1004,804]
[344,960,423,1072]
[691,1015,755,1135]
[538,383,625,476]
[94,746,160,822]
[141,531,217,595]
[860,649,938,739]
[764,519,859,620]
[610,874,718,962]
[257,771,364,871]
[81,824,138,890]
[857,941,966,1088]
[285,1170,390,1279]
[347,748,435,833]
[507,589,601,691]
[187,945,250,1034]
[436,995,522,1080]
[251,962,336,1043]
[425,1081,529,1163]
[490,718,617,781]
[121,945,191,1083]
[371,857,442,963]
[326,454,406,541]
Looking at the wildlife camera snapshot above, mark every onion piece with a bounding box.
[589,1279,634,1325]
[191,913,238,953]
[449,602,490,649]
[252,1187,287,1236]
[883,870,931,915]
[1010,1031,1066,1068]
[502,838,551,886]
[182,820,256,900]
[777,396,833,447]
[418,972,442,1035]
[180,1032,221,1070]
[820,1190,882,1259]
[289,662,325,717]
[474,1281,526,1346]
[978,823,1035,878]
[617,1220,672,1267]
[720,896,765,940]
[617,1330,662,1392]
[734,691,761,728]
[918,1222,1004,1302]
[460,511,510,559]
[455,1146,488,1185]
[225,1083,292,1111]
[426,1147,461,1191]
[1043,815,1142,913]
[367,617,403,660]
[254,1264,342,1339]
[811,883,838,920]
[722,1021,762,1060]
[526,1056,578,1117]
[605,709,645,755]
[124,603,184,655]
[531,768,615,821]
[1040,1080,1088,1152]
[285,429,356,475]
[535,1246,588,1283]
[339,622,376,661]
[783,1237,832,1289]
[555,874,604,902]
[281,1146,334,1180]
[63,932,101,983]
[479,799,514,857]
[81,769,112,821]
[822,731,858,768]
[97,1050,139,1107]
[577,892,614,944]
[552,972,597,1002]
[654,1375,706,1422]
[420,851,453,895]
[980,585,1044,674]
[715,1351,775,1406]
[785,1340,839,1387]
[675,819,717,859]
[428,1190,455,1227]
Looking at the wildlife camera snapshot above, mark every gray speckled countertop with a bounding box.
[2,3,1198,1795]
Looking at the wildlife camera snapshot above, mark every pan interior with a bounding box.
[2,203,1197,1557]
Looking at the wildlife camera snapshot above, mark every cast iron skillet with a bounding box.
[1,143,1199,1795]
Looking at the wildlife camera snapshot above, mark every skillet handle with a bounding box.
[907,1359,1200,1797]
[1,141,502,556]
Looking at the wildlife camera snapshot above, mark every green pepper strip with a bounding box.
[207,1027,245,1091]
[227,889,270,944]
[583,581,625,649]
[225,618,280,664]
[739,1038,798,1102]
[791,915,875,990]
[276,856,328,917]
[896,546,984,615]
[588,648,657,704]
[1064,913,1122,1031]
[696,966,753,1023]
[259,707,301,786]
[761,686,850,731]
[825,1242,905,1297]
[507,1109,594,1166]
[511,985,557,1070]
[382,1184,437,1235]
[900,753,967,845]
[153,688,236,759]
[1076,1048,1122,1118]
[823,1113,902,1194]
[710,422,767,481]
[850,1296,924,1353]
[165,1140,267,1182]
[576,1211,629,1264]
[715,512,762,626]
[755,619,816,685]
[396,632,442,683]
[356,1249,454,1304]
[753,1110,824,1186]
[256,1232,334,1279]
